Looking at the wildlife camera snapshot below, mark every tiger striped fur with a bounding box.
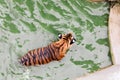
[19,33,76,66]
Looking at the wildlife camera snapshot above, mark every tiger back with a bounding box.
[19,33,76,66]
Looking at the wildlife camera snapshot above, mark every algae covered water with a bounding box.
[0,0,111,80]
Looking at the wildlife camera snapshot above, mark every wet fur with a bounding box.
[20,33,75,66]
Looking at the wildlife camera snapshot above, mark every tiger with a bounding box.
[19,33,76,66]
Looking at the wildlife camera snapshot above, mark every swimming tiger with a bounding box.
[19,33,76,66]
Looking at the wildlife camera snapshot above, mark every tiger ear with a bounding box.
[58,34,62,39]
[70,38,76,44]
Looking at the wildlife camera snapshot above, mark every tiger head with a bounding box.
[58,33,76,46]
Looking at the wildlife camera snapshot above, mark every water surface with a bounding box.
[0,0,111,80]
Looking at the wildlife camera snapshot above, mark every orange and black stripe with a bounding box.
[20,44,60,66]
[19,33,76,66]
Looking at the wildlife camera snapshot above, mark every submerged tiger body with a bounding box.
[20,33,76,66]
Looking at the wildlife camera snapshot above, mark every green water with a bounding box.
[0,0,111,80]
